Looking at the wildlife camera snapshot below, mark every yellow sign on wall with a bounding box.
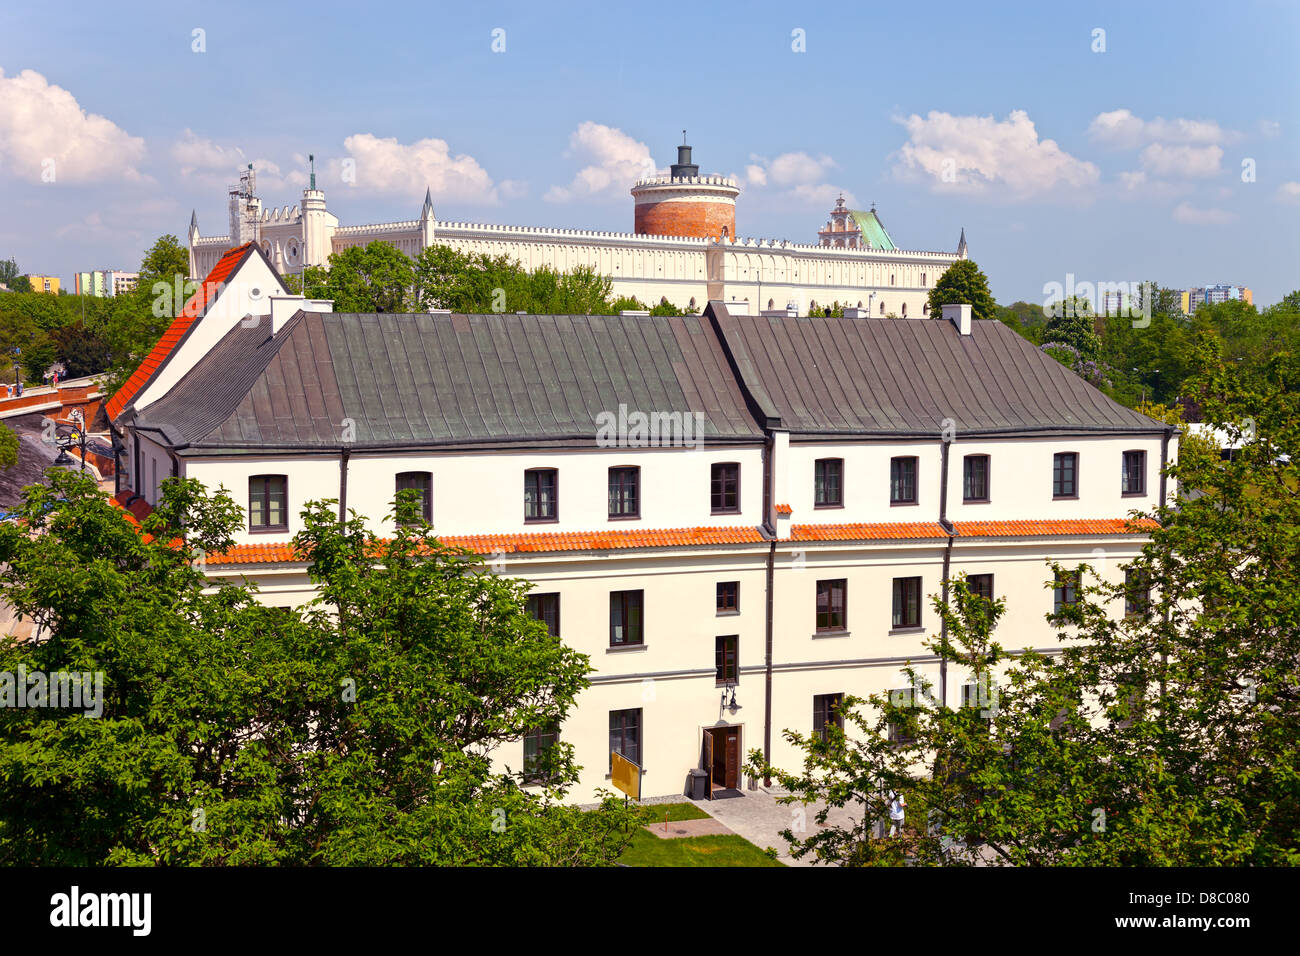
[610,751,641,800]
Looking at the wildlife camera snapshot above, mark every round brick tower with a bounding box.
[631,141,739,241]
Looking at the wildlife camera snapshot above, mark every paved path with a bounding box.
[689,788,866,867]
[643,817,735,840]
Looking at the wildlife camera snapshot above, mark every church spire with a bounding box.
[420,187,434,219]
[189,209,199,235]
[957,227,968,258]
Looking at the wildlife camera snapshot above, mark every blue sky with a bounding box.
[1,0,1297,304]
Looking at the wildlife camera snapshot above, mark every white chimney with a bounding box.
[271,295,332,334]
[942,303,972,335]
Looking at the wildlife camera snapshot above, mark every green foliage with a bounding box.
[752,342,1300,865]
[927,259,998,323]
[1043,307,1101,363]
[8,275,31,294]
[323,242,415,312]
[0,472,640,865]
[0,258,19,288]
[0,425,17,470]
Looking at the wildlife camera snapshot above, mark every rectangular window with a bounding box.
[892,576,922,629]
[609,708,641,769]
[813,693,844,742]
[963,454,990,501]
[523,723,559,784]
[394,471,432,525]
[1125,569,1151,619]
[890,456,918,504]
[1122,450,1147,495]
[524,468,558,521]
[814,458,843,507]
[1054,568,1080,613]
[716,581,739,614]
[609,590,644,646]
[715,635,739,684]
[1053,452,1079,498]
[526,592,560,638]
[711,462,740,513]
[888,688,916,744]
[968,573,994,603]
[608,466,640,518]
[815,579,847,632]
[249,475,288,531]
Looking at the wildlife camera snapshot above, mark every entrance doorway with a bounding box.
[703,726,741,794]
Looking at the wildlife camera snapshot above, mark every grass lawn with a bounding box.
[619,802,784,867]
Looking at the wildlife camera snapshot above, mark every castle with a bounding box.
[188,141,966,317]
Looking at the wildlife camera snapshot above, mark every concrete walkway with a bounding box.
[688,788,866,867]
[643,816,735,840]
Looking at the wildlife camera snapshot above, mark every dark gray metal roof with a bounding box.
[138,310,765,452]
[707,303,1166,438]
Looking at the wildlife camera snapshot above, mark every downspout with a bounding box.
[338,446,351,524]
[938,435,953,707]
[762,433,775,787]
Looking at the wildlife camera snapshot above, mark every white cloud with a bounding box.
[545,122,660,202]
[171,130,308,192]
[0,67,146,183]
[1260,119,1281,139]
[1118,170,1147,191]
[1089,108,1235,149]
[329,133,499,202]
[743,152,855,209]
[892,109,1099,198]
[1277,182,1300,205]
[1172,202,1236,225]
[1139,142,1224,178]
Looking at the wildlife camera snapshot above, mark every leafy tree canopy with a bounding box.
[927,259,998,323]
[0,472,640,865]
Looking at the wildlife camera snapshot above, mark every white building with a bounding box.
[107,246,1175,803]
[189,145,964,319]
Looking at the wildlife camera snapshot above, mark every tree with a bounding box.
[8,276,31,294]
[0,258,19,288]
[927,259,998,323]
[1043,306,1101,363]
[0,426,17,471]
[325,241,415,312]
[752,337,1300,865]
[0,471,640,865]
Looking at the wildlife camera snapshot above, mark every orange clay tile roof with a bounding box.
[105,243,254,421]
[107,492,153,526]
[788,522,949,541]
[205,526,769,567]
[952,518,1158,537]
[775,503,792,515]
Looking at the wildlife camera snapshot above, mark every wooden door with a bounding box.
[724,730,740,789]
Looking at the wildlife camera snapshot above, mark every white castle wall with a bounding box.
[189,190,962,315]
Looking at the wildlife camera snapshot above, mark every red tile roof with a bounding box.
[105,243,254,421]
[107,492,153,526]
[205,525,768,567]
[788,521,949,542]
[952,518,1158,537]
[775,503,792,515]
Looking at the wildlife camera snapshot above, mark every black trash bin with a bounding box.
[686,769,708,800]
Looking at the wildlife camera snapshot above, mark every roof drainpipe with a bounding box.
[762,431,776,787]
[938,433,954,708]
[338,446,351,525]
